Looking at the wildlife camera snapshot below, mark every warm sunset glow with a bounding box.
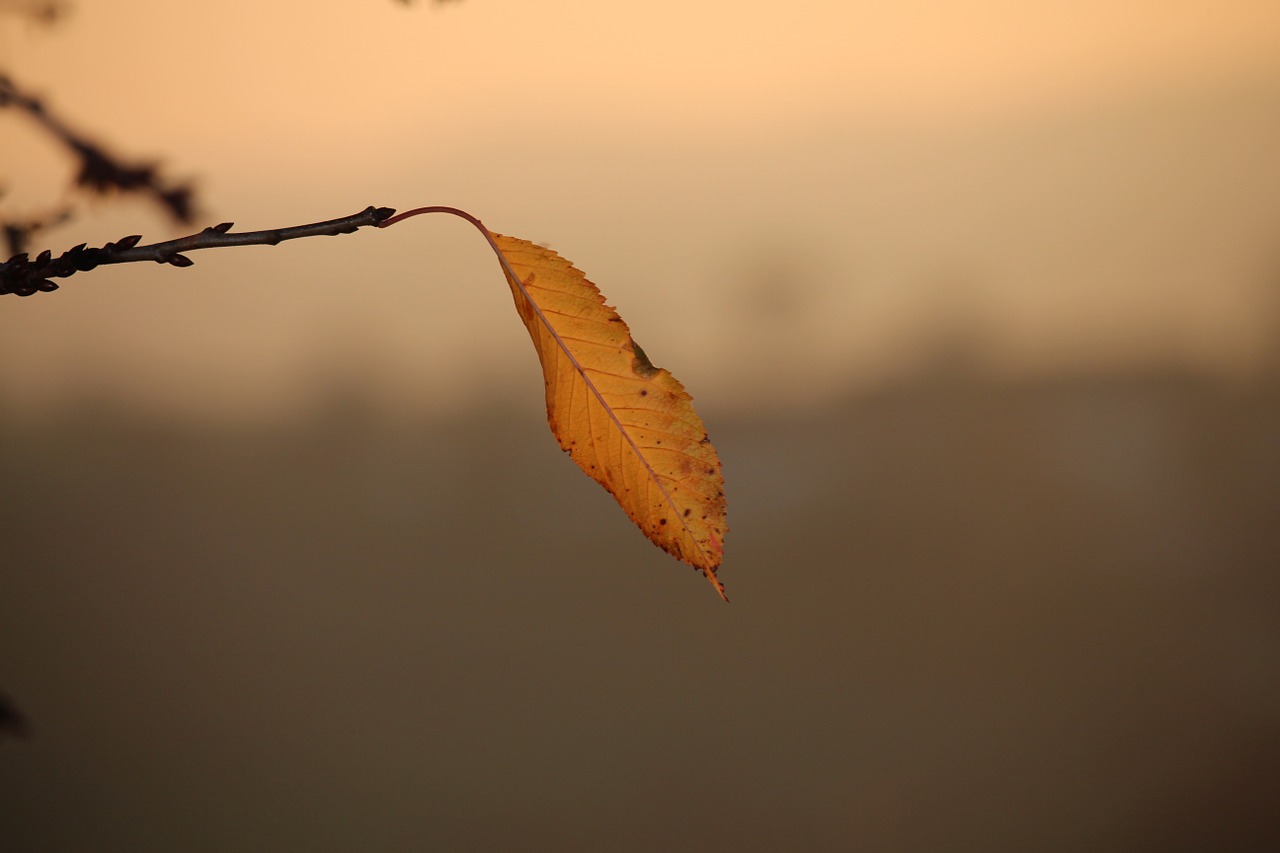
[3,0,1280,419]
[5,6,1279,850]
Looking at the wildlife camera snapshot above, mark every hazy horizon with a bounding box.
[4,0,1280,422]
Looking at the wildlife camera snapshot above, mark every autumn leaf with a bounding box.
[488,233,729,600]
[376,206,729,599]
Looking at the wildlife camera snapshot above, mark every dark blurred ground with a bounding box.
[1,361,1278,851]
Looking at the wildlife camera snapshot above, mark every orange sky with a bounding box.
[3,0,1280,420]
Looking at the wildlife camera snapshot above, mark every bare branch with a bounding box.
[1,204,73,256]
[0,71,197,223]
[0,0,69,25]
[1,205,396,296]
[0,690,28,739]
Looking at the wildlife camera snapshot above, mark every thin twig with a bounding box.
[0,71,196,223]
[0,690,28,739]
[0,0,69,25]
[2,204,73,257]
[1,205,395,296]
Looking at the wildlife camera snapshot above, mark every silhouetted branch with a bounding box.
[0,691,28,739]
[1,205,396,296]
[0,0,68,25]
[1,203,73,256]
[0,71,196,223]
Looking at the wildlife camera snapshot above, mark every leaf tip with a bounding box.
[709,570,730,603]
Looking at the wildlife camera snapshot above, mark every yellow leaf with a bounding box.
[488,232,729,600]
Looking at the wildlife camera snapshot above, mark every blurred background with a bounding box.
[2,0,1278,849]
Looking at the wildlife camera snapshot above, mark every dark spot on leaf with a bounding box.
[631,340,659,377]
[640,389,648,397]
[683,509,691,517]
[660,518,667,525]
